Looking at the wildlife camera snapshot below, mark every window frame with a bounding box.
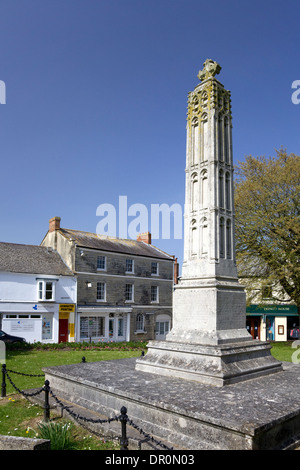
[151,262,159,276]
[37,280,55,302]
[151,285,159,303]
[136,313,145,332]
[97,255,106,271]
[96,281,106,301]
[125,283,134,302]
[125,259,134,274]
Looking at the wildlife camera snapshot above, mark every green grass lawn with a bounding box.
[0,343,145,449]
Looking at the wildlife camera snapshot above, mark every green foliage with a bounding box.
[37,421,74,450]
[7,340,148,351]
[235,149,300,309]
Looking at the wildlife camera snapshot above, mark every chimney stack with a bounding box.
[49,217,61,233]
[137,232,151,244]
[173,257,179,284]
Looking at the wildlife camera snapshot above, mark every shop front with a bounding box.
[76,307,131,343]
[246,304,298,341]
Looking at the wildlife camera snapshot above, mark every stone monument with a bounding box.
[136,59,282,385]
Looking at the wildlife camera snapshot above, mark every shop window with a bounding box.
[80,316,105,339]
[118,317,124,337]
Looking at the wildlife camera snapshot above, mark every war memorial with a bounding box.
[44,61,300,450]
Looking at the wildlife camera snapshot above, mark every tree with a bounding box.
[234,149,300,312]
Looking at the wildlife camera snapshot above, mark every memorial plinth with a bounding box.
[136,59,282,385]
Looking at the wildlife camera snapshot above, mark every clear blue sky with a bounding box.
[0,0,299,269]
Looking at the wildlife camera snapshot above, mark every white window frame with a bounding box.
[125,283,134,302]
[96,282,106,301]
[125,259,134,274]
[97,255,106,271]
[136,313,145,332]
[37,280,55,301]
[151,285,159,303]
[151,262,159,276]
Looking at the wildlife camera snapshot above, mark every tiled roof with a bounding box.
[0,242,73,275]
[58,228,174,260]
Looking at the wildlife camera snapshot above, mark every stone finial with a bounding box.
[197,59,221,82]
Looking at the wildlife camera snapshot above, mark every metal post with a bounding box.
[1,364,6,398]
[43,379,50,422]
[119,406,128,450]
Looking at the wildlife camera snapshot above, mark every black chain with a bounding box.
[3,365,173,450]
[4,369,44,397]
[49,389,119,425]
[126,417,173,450]
[6,368,45,378]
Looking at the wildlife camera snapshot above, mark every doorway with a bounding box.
[246,316,261,340]
[59,319,69,343]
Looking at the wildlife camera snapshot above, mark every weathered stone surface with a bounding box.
[44,358,300,450]
[0,435,50,450]
[136,60,281,385]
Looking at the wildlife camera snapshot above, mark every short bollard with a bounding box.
[1,364,6,398]
[43,380,50,422]
[119,406,128,450]
[81,356,86,363]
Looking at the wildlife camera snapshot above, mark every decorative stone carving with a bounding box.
[197,59,221,81]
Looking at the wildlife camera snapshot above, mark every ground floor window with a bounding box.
[42,314,53,340]
[136,313,145,332]
[79,313,128,342]
[80,316,105,339]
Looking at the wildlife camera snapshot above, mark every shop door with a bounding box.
[246,316,261,340]
[155,321,170,340]
[59,319,68,343]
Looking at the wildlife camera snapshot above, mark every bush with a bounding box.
[38,421,74,450]
[6,340,148,352]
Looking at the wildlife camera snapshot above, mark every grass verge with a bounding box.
[0,341,146,450]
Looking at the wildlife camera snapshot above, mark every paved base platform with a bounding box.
[44,358,300,450]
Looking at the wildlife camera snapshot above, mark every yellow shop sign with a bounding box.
[59,304,75,313]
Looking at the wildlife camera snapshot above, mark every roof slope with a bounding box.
[58,228,173,260]
[0,242,73,275]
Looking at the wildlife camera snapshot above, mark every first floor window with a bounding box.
[136,313,144,332]
[97,282,105,301]
[97,255,106,270]
[151,262,159,275]
[38,280,55,301]
[151,286,159,302]
[125,284,134,301]
[126,259,134,273]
